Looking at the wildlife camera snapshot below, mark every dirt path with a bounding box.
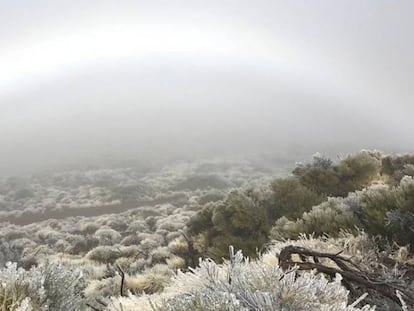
[0,194,187,226]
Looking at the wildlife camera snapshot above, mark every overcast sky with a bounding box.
[1,1,413,175]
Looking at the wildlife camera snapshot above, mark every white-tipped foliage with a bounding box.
[108,246,375,311]
[0,261,85,310]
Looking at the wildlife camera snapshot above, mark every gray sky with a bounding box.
[1,1,414,175]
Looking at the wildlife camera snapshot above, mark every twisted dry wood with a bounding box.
[278,245,413,306]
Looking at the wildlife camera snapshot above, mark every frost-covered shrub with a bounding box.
[2,229,27,240]
[165,231,181,243]
[145,216,158,231]
[293,153,341,196]
[336,151,382,193]
[126,220,149,234]
[272,175,414,249]
[150,247,171,264]
[78,222,99,235]
[126,264,173,295]
[54,239,71,252]
[86,245,122,263]
[85,275,122,298]
[271,198,361,240]
[35,228,63,246]
[104,218,128,232]
[40,261,85,310]
[270,177,323,220]
[0,239,24,267]
[167,236,189,256]
[66,234,99,254]
[293,151,381,197]
[139,233,165,256]
[129,258,150,274]
[156,214,187,232]
[107,246,375,311]
[165,256,186,270]
[356,176,414,246]
[119,245,142,258]
[381,154,414,184]
[0,262,45,310]
[95,227,122,245]
[197,191,225,205]
[121,234,142,246]
[210,190,268,233]
[0,261,85,310]
[188,191,269,261]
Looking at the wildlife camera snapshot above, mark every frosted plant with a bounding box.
[106,246,376,311]
[0,262,45,310]
[86,245,122,263]
[271,197,361,240]
[0,261,85,310]
[95,227,122,245]
[0,240,24,266]
[40,261,85,311]
[15,297,34,311]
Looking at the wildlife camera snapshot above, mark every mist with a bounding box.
[1,0,414,176]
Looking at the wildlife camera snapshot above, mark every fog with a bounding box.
[1,1,414,176]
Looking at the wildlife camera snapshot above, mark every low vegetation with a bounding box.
[0,152,413,310]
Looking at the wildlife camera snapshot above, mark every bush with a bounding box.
[293,153,341,196]
[0,239,24,267]
[294,151,381,197]
[271,197,361,240]
[197,192,225,205]
[86,246,122,263]
[336,151,382,193]
[381,154,414,184]
[357,176,414,246]
[149,248,375,311]
[271,175,414,249]
[187,191,269,261]
[95,227,122,245]
[126,265,172,295]
[270,177,323,220]
[0,262,85,310]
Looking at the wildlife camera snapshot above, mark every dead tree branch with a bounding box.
[116,264,126,297]
[278,245,414,306]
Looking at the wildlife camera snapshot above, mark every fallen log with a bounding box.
[278,245,414,307]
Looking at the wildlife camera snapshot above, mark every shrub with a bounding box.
[151,248,375,311]
[381,154,414,184]
[270,177,323,220]
[271,175,414,249]
[86,246,122,263]
[66,235,99,255]
[0,262,84,310]
[197,192,225,205]
[188,191,269,261]
[40,261,85,310]
[271,197,361,240]
[95,227,122,245]
[293,153,341,196]
[336,151,382,193]
[0,239,24,267]
[294,151,381,197]
[356,176,414,247]
[124,265,173,296]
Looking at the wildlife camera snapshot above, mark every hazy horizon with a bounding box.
[1,1,414,176]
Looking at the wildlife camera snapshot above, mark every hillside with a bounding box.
[0,151,413,310]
